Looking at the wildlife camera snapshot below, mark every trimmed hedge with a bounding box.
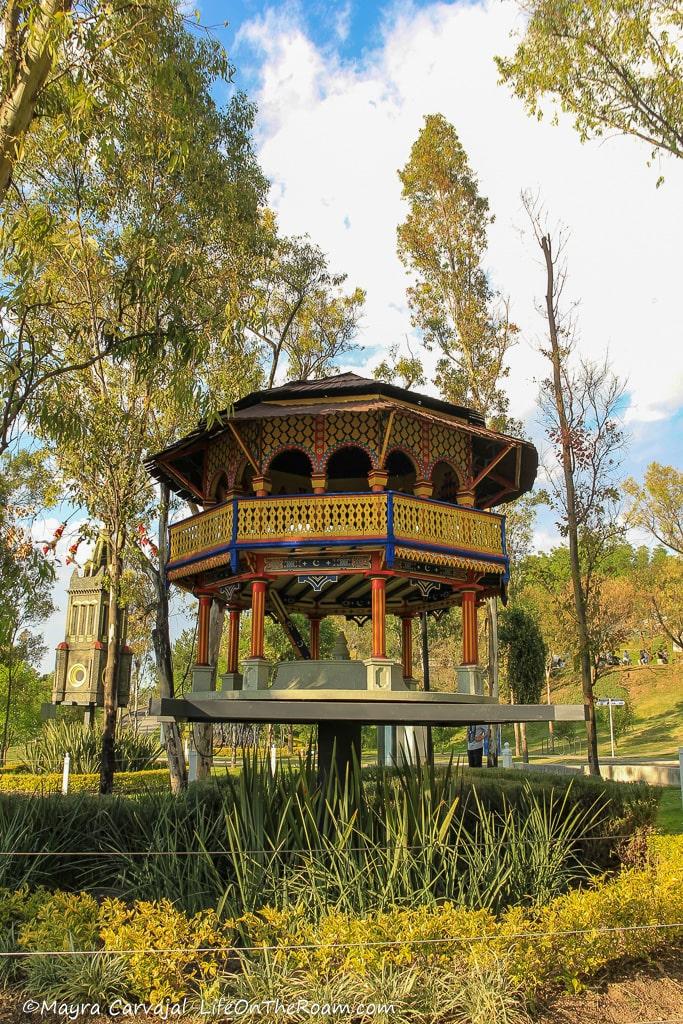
[0,768,170,796]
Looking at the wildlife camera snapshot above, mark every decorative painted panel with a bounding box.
[322,411,381,467]
[390,413,427,474]
[261,414,318,469]
[169,503,233,562]
[237,494,388,542]
[425,419,470,479]
[392,495,503,555]
[204,433,242,495]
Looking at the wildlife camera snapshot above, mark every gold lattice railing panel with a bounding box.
[392,495,503,556]
[169,504,233,562]
[237,494,387,543]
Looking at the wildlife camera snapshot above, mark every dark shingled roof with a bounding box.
[232,372,487,425]
[146,372,538,503]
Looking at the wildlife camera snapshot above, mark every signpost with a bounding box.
[595,698,626,758]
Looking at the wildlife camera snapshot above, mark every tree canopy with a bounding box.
[397,114,518,428]
[497,0,683,165]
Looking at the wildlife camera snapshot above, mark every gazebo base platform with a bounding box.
[152,690,586,727]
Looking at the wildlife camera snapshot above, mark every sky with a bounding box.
[35,0,683,668]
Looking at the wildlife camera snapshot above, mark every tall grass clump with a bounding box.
[21,721,161,774]
[0,752,655,915]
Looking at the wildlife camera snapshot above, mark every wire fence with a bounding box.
[0,832,648,856]
[1,921,682,958]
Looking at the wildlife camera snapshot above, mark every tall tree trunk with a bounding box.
[540,234,600,776]
[0,0,74,203]
[520,721,529,763]
[149,483,187,794]
[192,600,225,780]
[545,660,555,752]
[100,529,123,795]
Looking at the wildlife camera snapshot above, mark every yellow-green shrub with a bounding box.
[0,887,50,933]
[18,891,100,952]
[0,768,169,795]
[99,897,229,1002]
[236,835,683,996]
[1,834,680,1004]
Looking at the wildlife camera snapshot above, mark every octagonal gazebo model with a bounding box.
[147,373,585,775]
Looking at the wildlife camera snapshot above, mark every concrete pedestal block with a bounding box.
[378,725,396,767]
[242,658,271,691]
[219,672,243,693]
[191,665,214,694]
[398,724,429,765]
[365,658,405,691]
[457,665,485,696]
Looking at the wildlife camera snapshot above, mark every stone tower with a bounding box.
[52,533,132,713]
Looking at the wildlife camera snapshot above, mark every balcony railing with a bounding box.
[168,492,506,572]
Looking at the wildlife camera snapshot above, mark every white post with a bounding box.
[62,753,71,795]
[270,742,277,775]
[608,699,616,758]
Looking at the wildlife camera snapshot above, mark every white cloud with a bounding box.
[237,0,683,426]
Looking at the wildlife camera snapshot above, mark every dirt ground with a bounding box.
[536,948,683,1024]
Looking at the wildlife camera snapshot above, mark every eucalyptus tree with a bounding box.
[497,0,683,166]
[397,113,518,430]
[242,215,365,387]
[30,14,267,794]
[0,0,190,206]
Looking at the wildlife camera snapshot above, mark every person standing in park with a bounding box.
[467,724,486,768]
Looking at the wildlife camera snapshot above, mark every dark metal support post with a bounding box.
[317,722,362,785]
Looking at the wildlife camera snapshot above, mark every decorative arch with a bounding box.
[268,448,313,495]
[385,448,417,495]
[235,459,255,495]
[431,460,460,503]
[208,471,230,503]
[326,445,373,493]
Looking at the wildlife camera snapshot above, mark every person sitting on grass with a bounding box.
[466,724,486,768]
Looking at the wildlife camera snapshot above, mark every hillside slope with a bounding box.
[535,662,683,759]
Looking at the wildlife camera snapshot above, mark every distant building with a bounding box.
[52,532,132,716]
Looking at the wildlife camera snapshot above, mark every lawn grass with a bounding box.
[656,787,683,835]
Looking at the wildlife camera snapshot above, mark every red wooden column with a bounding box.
[250,580,267,659]
[461,590,479,665]
[371,576,387,658]
[196,593,213,666]
[308,614,322,659]
[226,606,241,674]
[401,613,414,679]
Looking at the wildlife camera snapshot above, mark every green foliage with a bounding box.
[0,758,658,915]
[499,606,547,703]
[397,113,517,427]
[0,768,169,797]
[624,463,683,554]
[497,0,683,164]
[0,661,49,750]
[241,218,365,387]
[21,721,161,774]
[0,834,680,1006]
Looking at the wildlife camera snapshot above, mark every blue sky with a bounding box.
[35,0,683,666]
